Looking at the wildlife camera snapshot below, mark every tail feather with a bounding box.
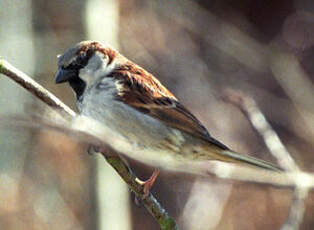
[220,150,282,171]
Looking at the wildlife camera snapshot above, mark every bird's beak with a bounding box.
[55,68,77,84]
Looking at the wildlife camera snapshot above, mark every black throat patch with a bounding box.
[69,77,86,100]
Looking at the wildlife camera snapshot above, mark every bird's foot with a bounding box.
[135,169,160,199]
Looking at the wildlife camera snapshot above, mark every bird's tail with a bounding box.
[219,150,281,171]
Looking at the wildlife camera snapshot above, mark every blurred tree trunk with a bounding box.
[85,1,131,230]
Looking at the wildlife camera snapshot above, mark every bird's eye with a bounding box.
[66,54,87,70]
[76,54,86,63]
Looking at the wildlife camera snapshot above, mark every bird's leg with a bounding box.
[135,169,160,198]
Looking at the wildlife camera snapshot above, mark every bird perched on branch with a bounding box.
[55,41,280,195]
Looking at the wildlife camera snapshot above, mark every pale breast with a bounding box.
[77,81,183,150]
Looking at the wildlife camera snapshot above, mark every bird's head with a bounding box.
[55,41,121,99]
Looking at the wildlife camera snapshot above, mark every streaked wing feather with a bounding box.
[132,99,229,150]
[110,70,229,150]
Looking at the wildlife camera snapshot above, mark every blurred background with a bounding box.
[0,0,313,229]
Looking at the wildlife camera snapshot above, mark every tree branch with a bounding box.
[222,89,298,171]
[0,58,179,230]
[223,89,307,230]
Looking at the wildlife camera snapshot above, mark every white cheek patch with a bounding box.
[79,51,117,87]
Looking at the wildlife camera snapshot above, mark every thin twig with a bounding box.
[223,89,307,230]
[0,59,76,117]
[0,58,179,230]
[222,89,298,171]
[281,188,309,230]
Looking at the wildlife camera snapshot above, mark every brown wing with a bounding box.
[110,69,229,150]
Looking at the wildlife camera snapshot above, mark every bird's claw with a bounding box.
[135,169,160,199]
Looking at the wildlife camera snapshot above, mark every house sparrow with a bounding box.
[55,41,280,192]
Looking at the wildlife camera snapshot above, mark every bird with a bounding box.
[55,41,281,195]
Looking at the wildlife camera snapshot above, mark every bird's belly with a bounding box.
[76,95,215,165]
[78,98,182,150]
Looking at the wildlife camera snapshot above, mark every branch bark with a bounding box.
[0,58,179,230]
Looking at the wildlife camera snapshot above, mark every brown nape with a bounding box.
[76,41,118,66]
[74,41,175,100]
